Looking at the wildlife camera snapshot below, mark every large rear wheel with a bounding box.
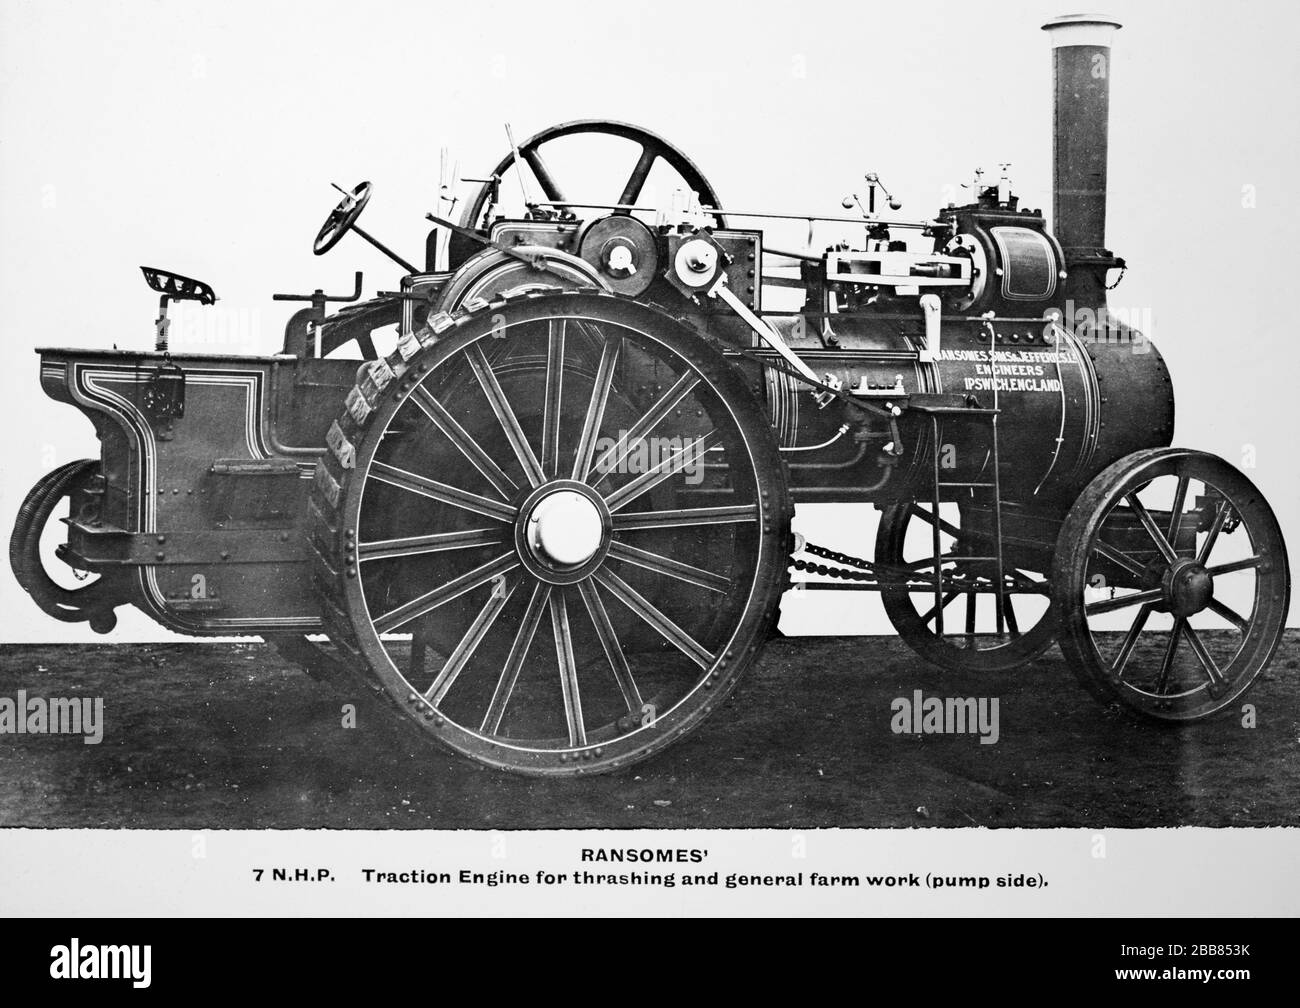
[311,292,790,775]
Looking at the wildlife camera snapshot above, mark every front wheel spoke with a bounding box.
[425,578,519,704]
[595,569,714,669]
[358,527,503,562]
[1111,603,1154,677]
[467,344,545,486]
[1167,473,1190,545]
[540,319,565,478]
[1084,586,1164,616]
[919,591,960,628]
[370,462,516,523]
[1091,539,1147,580]
[1004,595,1021,638]
[1183,623,1226,687]
[604,431,720,514]
[577,579,643,714]
[550,590,586,747]
[1197,500,1231,565]
[909,503,961,541]
[1125,493,1179,563]
[373,553,519,634]
[1155,618,1185,694]
[607,540,732,593]
[1207,598,1251,633]
[409,386,517,499]
[481,582,549,735]
[1207,555,1262,576]
[588,371,701,483]
[611,503,757,531]
[571,335,621,481]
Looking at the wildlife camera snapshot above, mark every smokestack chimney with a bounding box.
[1042,13,1123,309]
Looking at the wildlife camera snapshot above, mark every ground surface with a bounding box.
[1,634,1297,829]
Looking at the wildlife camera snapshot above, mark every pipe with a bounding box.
[1042,13,1123,308]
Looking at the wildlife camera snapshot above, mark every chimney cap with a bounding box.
[1042,13,1122,47]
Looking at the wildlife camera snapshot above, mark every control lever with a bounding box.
[273,272,365,358]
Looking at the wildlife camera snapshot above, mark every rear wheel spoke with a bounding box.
[540,320,565,478]
[1167,473,1190,545]
[595,569,713,669]
[908,503,961,540]
[550,590,586,747]
[481,582,549,735]
[1091,539,1147,580]
[577,579,643,714]
[604,431,719,513]
[409,385,517,499]
[467,344,545,486]
[425,577,519,704]
[588,371,701,483]
[374,553,518,634]
[370,462,516,523]
[1207,555,1262,576]
[611,504,757,531]
[608,541,732,593]
[358,527,504,562]
[571,335,621,481]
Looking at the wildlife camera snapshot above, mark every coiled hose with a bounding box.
[9,459,119,632]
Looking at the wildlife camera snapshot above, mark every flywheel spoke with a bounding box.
[540,320,565,478]
[603,431,719,513]
[577,579,643,714]
[425,577,519,704]
[618,144,658,206]
[358,527,504,561]
[550,590,586,747]
[370,461,517,523]
[409,385,517,499]
[571,335,621,481]
[374,553,519,634]
[607,540,732,593]
[522,146,566,203]
[467,344,545,486]
[595,568,714,669]
[481,581,550,735]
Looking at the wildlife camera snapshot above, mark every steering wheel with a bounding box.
[314,181,372,255]
[458,120,727,231]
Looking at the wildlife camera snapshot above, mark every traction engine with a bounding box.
[11,15,1289,775]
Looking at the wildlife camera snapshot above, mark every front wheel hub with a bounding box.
[1162,558,1214,618]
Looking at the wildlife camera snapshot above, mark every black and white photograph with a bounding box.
[1,0,1297,929]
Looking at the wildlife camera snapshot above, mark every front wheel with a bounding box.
[311,291,791,775]
[1052,448,1289,721]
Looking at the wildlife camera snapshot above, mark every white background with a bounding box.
[1,0,1296,642]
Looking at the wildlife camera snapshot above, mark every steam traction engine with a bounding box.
[12,16,1289,775]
